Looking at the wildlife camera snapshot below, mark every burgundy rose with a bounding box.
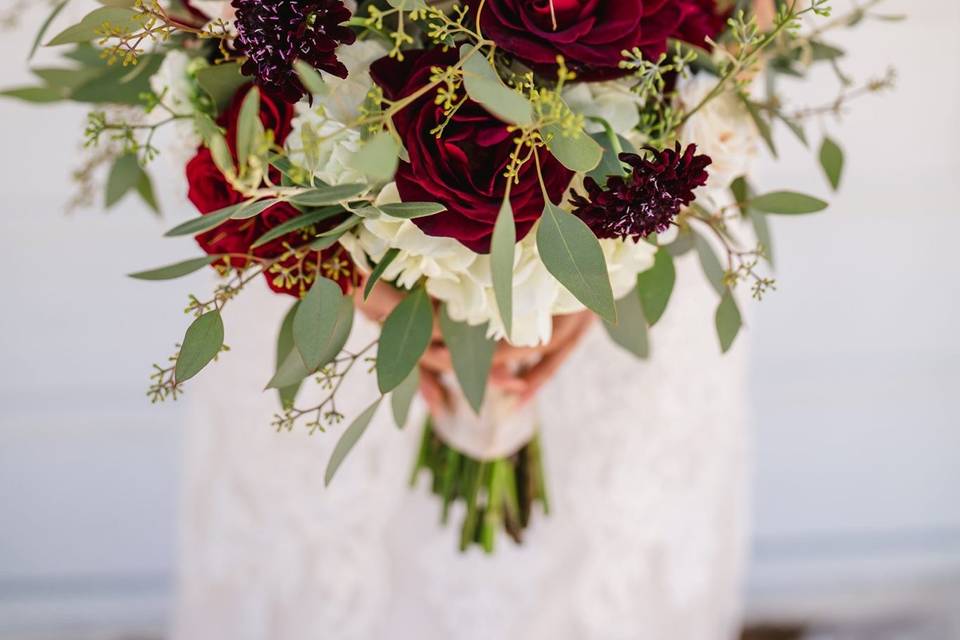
[370,48,574,253]
[468,0,727,79]
[185,88,357,296]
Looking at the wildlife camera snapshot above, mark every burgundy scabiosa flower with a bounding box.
[232,0,356,103]
[570,143,712,241]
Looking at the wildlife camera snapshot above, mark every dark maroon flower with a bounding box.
[467,0,727,80]
[570,143,711,241]
[370,48,574,253]
[232,0,356,103]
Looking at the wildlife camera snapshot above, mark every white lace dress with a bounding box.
[173,254,750,640]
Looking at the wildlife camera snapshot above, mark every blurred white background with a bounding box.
[0,0,958,637]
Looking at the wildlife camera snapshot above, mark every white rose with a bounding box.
[563,80,644,136]
[186,0,235,21]
[676,73,759,193]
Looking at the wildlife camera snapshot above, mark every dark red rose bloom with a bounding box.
[570,143,711,240]
[467,0,727,80]
[370,48,574,253]
[180,1,213,24]
[185,88,357,296]
[233,0,357,103]
[220,83,296,151]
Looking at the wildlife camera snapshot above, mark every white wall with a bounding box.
[0,0,957,635]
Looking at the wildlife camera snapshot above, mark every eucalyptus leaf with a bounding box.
[377,202,446,219]
[288,183,366,207]
[715,290,742,353]
[390,366,420,429]
[195,62,247,114]
[175,311,224,383]
[275,301,303,409]
[30,0,70,60]
[376,286,433,393]
[694,233,725,296]
[740,96,777,158]
[235,86,261,169]
[635,248,675,326]
[819,137,844,191]
[460,45,533,126]
[136,170,159,214]
[266,347,311,390]
[164,202,239,237]
[0,86,64,103]
[229,198,279,220]
[105,153,142,208]
[325,397,382,486]
[293,277,354,371]
[751,191,829,214]
[490,197,516,337]
[604,289,649,359]
[439,306,495,414]
[751,210,774,265]
[537,202,616,323]
[544,122,604,173]
[293,59,329,97]
[363,248,400,300]
[349,130,400,182]
[128,256,218,281]
[47,7,138,46]
[250,206,343,248]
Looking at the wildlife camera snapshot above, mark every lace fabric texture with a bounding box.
[174,254,749,640]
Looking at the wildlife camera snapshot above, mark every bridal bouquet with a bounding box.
[5,0,895,551]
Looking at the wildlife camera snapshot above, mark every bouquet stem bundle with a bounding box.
[411,418,549,553]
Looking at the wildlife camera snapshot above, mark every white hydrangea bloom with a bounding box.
[286,40,389,185]
[563,80,644,136]
[342,184,658,347]
[676,73,760,194]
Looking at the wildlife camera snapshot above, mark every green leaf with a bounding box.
[32,67,100,91]
[390,366,419,429]
[195,62,248,114]
[105,154,142,208]
[30,0,70,60]
[490,197,515,338]
[439,306,496,414]
[751,209,774,265]
[604,289,649,359]
[636,248,675,326]
[0,86,64,103]
[751,191,829,214]
[275,301,303,409]
[293,277,354,371]
[164,202,239,237]
[819,137,844,191]
[715,290,742,353]
[325,397,382,486]
[377,202,446,219]
[460,45,533,126]
[349,130,400,182]
[586,129,635,183]
[730,176,750,216]
[537,202,616,323]
[68,54,162,105]
[544,122,604,173]
[363,248,400,300]
[250,206,343,248]
[47,7,138,46]
[266,347,311,390]
[376,286,433,393]
[741,96,777,158]
[694,233,725,296]
[235,86,261,169]
[128,256,217,281]
[175,311,225,383]
[228,198,279,220]
[208,131,234,175]
[777,112,808,147]
[136,170,159,214]
[288,183,366,207]
[293,59,329,97]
